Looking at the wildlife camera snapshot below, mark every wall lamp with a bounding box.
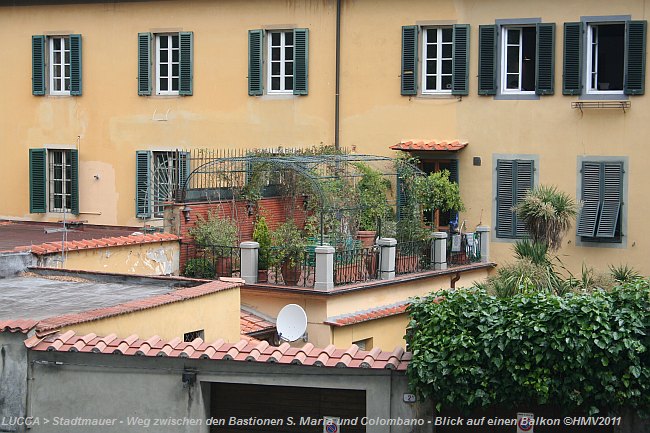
[181,205,192,223]
[182,369,197,388]
[246,201,255,217]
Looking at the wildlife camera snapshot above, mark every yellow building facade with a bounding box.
[1,0,648,273]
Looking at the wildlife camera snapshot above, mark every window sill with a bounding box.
[418,93,456,100]
[260,93,298,100]
[494,92,540,100]
[579,92,628,101]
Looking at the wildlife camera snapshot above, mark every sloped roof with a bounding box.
[324,301,410,327]
[240,308,275,335]
[26,331,411,370]
[390,139,468,152]
[13,233,179,255]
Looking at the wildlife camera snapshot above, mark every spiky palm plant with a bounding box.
[514,185,578,251]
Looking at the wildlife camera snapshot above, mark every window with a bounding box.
[401,24,469,96]
[421,28,453,94]
[501,27,536,93]
[577,161,624,243]
[29,148,79,214]
[184,330,204,342]
[156,34,180,95]
[495,159,534,238]
[137,32,193,96]
[32,34,82,96]
[248,29,309,96]
[268,31,294,93]
[135,150,190,218]
[478,23,554,96]
[352,338,373,351]
[563,20,646,96]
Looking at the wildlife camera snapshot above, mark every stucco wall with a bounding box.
[331,314,409,351]
[38,241,180,276]
[62,286,241,342]
[0,333,28,433]
[23,350,432,433]
[1,0,648,275]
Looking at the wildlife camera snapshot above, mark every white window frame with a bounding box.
[500,26,535,95]
[585,22,625,95]
[267,30,294,94]
[48,149,72,213]
[155,34,180,96]
[421,27,453,94]
[49,36,71,96]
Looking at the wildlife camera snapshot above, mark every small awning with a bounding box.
[390,139,468,152]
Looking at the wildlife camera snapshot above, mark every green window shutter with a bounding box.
[179,32,193,96]
[452,24,470,96]
[496,160,514,238]
[448,159,459,223]
[69,34,82,96]
[563,22,583,95]
[576,162,601,237]
[536,23,555,95]
[69,149,79,214]
[401,26,418,95]
[32,35,46,96]
[596,162,623,238]
[478,25,497,95]
[624,20,646,95]
[514,160,534,237]
[248,30,263,96]
[396,174,407,221]
[138,33,152,96]
[136,151,151,218]
[293,28,309,95]
[29,149,47,213]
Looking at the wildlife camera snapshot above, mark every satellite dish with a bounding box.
[276,304,308,342]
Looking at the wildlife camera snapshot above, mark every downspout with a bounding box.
[450,272,461,289]
[334,0,341,150]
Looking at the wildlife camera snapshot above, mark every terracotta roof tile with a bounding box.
[28,331,411,370]
[240,308,276,335]
[19,233,180,256]
[390,139,468,152]
[324,301,411,327]
[0,319,39,333]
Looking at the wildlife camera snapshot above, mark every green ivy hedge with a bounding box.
[406,280,650,415]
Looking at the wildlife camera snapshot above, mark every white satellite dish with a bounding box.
[276,304,308,342]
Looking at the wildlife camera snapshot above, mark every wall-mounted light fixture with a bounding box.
[246,201,255,217]
[181,205,192,223]
[302,194,309,210]
[182,369,197,388]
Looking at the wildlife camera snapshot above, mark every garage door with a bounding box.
[210,382,366,433]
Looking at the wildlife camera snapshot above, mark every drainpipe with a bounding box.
[334,0,341,150]
[450,272,461,289]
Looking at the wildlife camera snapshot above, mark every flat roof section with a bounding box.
[0,273,176,320]
[0,221,138,251]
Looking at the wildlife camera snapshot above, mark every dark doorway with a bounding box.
[209,382,366,432]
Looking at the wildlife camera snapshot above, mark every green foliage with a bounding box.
[564,264,616,293]
[406,282,650,415]
[610,264,641,283]
[188,211,238,250]
[513,239,550,266]
[414,170,465,213]
[514,185,578,251]
[355,163,392,231]
[183,258,214,278]
[252,215,272,270]
[270,220,305,268]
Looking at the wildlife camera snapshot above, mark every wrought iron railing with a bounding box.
[334,245,380,286]
[395,239,433,275]
[182,243,241,279]
[447,232,481,266]
[266,249,315,288]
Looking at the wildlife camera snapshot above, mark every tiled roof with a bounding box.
[0,279,242,336]
[14,233,179,256]
[34,279,242,334]
[0,319,39,333]
[324,301,410,327]
[390,139,468,152]
[25,331,411,370]
[240,308,275,335]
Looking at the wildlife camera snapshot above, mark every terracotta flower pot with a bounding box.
[215,256,232,277]
[257,269,268,283]
[281,261,302,286]
[356,230,377,248]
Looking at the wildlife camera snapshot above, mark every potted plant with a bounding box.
[252,215,272,283]
[188,211,239,277]
[355,163,392,248]
[270,220,305,286]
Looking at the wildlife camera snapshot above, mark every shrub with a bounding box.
[188,211,238,249]
[252,215,272,270]
[406,282,650,415]
[183,258,214,278]
[514,185,577,251]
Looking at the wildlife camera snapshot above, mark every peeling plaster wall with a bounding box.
[0,333,28,433]
[37,241,179,276]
